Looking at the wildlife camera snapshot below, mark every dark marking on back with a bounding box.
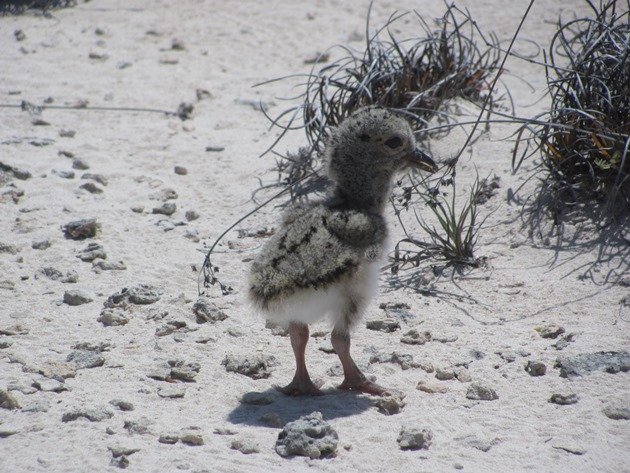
[286,225,318,253]
[278,234,287,250]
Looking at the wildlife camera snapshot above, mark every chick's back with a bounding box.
[248,203,387,308]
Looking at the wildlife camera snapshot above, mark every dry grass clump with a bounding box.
[389,176,489,278]
[262,4,503,190]
[0,0,77,15]
[514,0,630,220]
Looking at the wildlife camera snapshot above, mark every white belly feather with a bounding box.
[260,261,380,330]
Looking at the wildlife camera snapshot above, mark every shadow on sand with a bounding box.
[227,387,375,427]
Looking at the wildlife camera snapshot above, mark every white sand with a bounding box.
[0,1,628,472]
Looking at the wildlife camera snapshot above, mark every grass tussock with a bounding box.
[0,0,77,15]
[389,176,488,278]
[262,4,503,190]
[513,0,630,220]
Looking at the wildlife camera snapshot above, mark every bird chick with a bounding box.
[249,106,437,396]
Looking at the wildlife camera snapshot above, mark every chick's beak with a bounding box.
[406,147,438,173]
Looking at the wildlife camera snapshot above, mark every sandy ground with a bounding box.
[0,0,629,472]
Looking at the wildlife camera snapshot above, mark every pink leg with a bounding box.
[276,322,323,396]
[331,329,391,396]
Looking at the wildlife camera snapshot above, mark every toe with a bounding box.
[338,379,395,396]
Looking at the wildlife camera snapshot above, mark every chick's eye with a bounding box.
[384,136,403,149]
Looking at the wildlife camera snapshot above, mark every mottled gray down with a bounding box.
[248,106,427,311]
[249,203,387,307]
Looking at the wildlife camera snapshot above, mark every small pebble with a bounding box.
[525,360,547,376]
[108,444,140,458]
[171,38,186,50]
[72,159,90,170]
[240,392,274,405]
[184,228,200,242]
[93,260,126,271]
[123,417,153,435]
[369,351,414,370]
[466,383,498,401]
[433,334,459,343]
[180,430,204,446]
[435,368,456,381]
[185,210,199,221]
[470,349,485,359]
[155,320,186,336]
[32,379,68,393]
[110,456,129,469]
[537,324,565,339]
[59,129,76,138]
[174,166,188,175]
[126,285,160,305]
[0,242,20,255]
[110,399,135,411]
[397,426,433,450]
[176,102,193,119]
[76,242,107,261]
[66,350,105,369]
[374,395,406,415]
[275,412,338,459]
[81,173,108,186]
[152,202,176,216]
[31,239,52,250]
[98,309,129,326]
[62,218,99,240]
[400,329,431,345]
[231,437,260,454]
[158,433,179,444]
[0,280,14,290]
[89,51,109,61]
[222,353,276,379]
[63,289,94,306]
[552,333,576,350]
[602,405,630,420]
[53,169,75,179]
[366,318,400,333]
[79,182,103,194]
[416,381,448,394]
[454,367,472,383]
[213,427,237,436]
[193,297,228,323]
[196,89,212,100]
[0,389,21,410]
[62,407,113,422]
[0,428,19,438]
[168,359,201,382]
[36,360,76,380]
[157,385,186,399]
[549,393,578,405]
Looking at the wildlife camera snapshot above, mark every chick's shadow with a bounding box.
[227,387,375,427]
